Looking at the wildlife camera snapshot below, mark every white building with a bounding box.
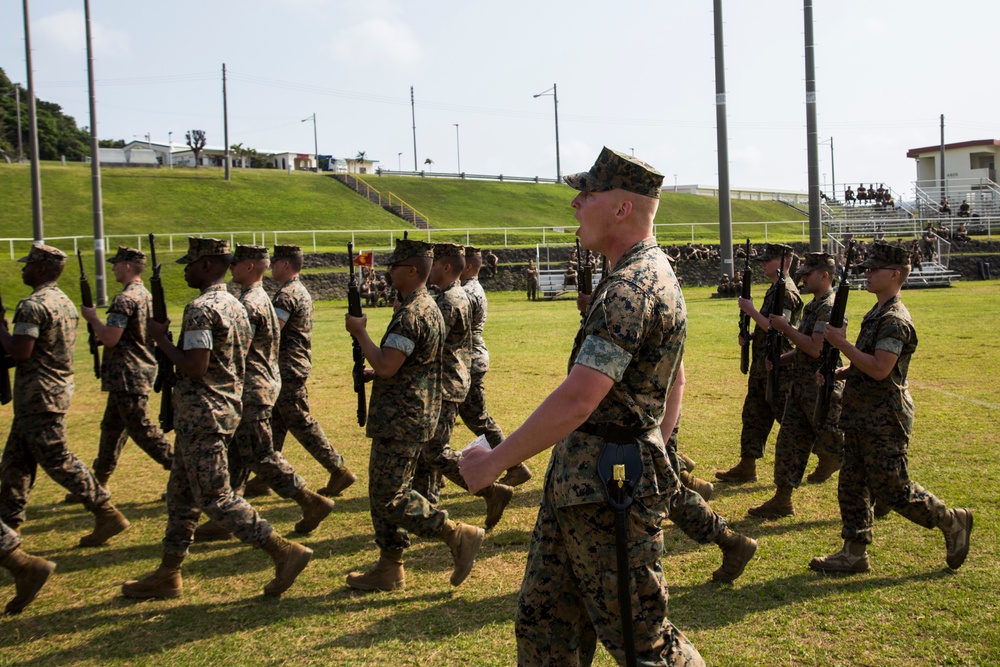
[907,139,999,188]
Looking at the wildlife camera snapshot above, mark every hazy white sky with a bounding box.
[1,1,993,198]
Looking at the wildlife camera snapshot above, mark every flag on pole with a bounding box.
[353,251,373,268]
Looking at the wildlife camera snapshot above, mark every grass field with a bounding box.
[0,281,997,666]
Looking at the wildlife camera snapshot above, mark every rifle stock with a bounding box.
[739,238,752,374]
[814,241,855,427]
[347,242,368,427]
[0,289,11,405]
[764,248,788,407]
[148,234,175,433]
[77,250,102,379]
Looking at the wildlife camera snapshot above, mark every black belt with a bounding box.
[575,421,651,443]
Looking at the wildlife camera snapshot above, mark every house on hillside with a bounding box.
[121,140,324,170]
[345,156,378,175]
[908,139,998,188]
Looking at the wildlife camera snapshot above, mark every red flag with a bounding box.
[353,251,373,268]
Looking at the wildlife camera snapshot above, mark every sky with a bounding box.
[1,0,995,199]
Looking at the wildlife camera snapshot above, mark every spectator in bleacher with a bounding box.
[525,260,539,301]
[842,226,854,244]
[955,222,970,244]
[958,200,971,218]
[718,274,732,297]
[668,244,682,261]
[563,262,577,289]
[845,187,856,206]
[682,243,698,261]
[934,222,950,240]
[876,184,886,204]
[909,241,922,271]
[857,184,867,204]
[939,198,951,215]
[874,224,885,241]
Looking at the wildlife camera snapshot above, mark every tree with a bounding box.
[230,142,247,168]
[186,130,207,167]
[356,150,366,161]
[424,157,434,172]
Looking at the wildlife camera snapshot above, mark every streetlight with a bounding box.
[454,123,461,174]
[819,136,836,202]
[397,152,402,172]
[629,147,635,157]
[3,86,24,162]
[673,174,678,192]
[168,131,173,170]
[302,113,318,171]
[533,83,561,181]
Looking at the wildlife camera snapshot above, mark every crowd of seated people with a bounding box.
[359,267,395,307]
[664,242,723,262]
[844,183,894,208]
[716,273,743,297]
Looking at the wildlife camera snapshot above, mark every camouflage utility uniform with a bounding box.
[365,286,448,552]
[458,275,505,447]
[94,279,172,479]
[163,284,272,556]
[228,281,304,497]
[664,422,726,544]
[740,273,802,460]
[271,276,346,474]
[773,288,844,488]
[1,282,110,525]
[517,238,700,666]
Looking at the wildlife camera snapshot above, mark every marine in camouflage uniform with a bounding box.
[0,245,129,548]
[716,242,803,483]
[810,242,972,573]
[266,245,355,497]
[344,238,484,592]
[412,243,514,529]
[749,252,845,519]
[0,515,55,615]
[78,246,172,496]
[459,246,532,487]
[460,148,704,666]
[123,238,312,600]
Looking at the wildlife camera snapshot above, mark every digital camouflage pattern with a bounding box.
[563,146,665,199]
[413,400,467,504]
[366,286,444,443]
[458,371,505,447]
[11,282,78,415]
[0,517,21,557]
[858,240,910,270]
[108,245,146,265]
[462,276,490,374]
[272,376,345,472]
[229,416,304,497]
[773,289,844,488]
[175,237,230,264]
[458,275,504,447]
[100,279,156,395]
[17,244,67,267]
[665,425,725,544]
[94,391,172,477]
[238,282,281,409]
[432,280,472,402]
[748,273,802,381]
[272,276,313,379]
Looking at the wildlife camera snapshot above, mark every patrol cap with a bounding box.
[272,244,303,261]
[175,237,230,264]
[756,243,794,262]
[433,242,464,259]
[795,251,836,276]
[384,238,434,265]
[564,146,664,199]
[108,246,146,265]
[858,241,910,270]
[17,244,68,267]
[232,243,269,263]
[464,245,482,258]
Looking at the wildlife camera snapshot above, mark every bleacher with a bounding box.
[537,269,603,299]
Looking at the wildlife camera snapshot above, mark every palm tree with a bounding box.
[424,157,434,172]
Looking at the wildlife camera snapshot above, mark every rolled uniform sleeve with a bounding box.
[383,333,415,357]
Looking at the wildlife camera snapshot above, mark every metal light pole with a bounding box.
[168,131,173,169]
[22,0,43,241]
[13,86,23,162]
[533,83,561,181]
[302,113,318,171]
[411,86,418,171]
[397,152,402,172]
[713,0,735,278]
[84,0,107,304]
[820,137,835,202]
[454,123,461,174]
[803,0,823,251]
[223,63,230,181]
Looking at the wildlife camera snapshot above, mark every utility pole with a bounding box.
[301,113,318,171]
[533,83,561,181]
[223,63,230,181]
[84,0,107,304]
[411,86,418,171]
[939,114,946,201]
[22,0,43,242]
[713,0,734,278]
[14,86,24,162]
[803,0,823,251]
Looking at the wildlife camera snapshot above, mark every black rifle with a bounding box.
[814,241,855,428]
[77,250,102,379]
[148,234,175,433]
[764,247,788,408]
[0,289,12,405]
[347,242,368,427]
[739,238,752,375]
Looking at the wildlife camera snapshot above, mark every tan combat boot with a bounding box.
[679,470,714,501]
[678,452,697,474]
[809,540,870,573]
[940,508,973,570]
[477,483,514,530]
[292,488,336,535]
[193,519,232,542]
[318,467,357,498]
[439,520,484,586]
[712,529,757,582]
[79,501,130,547]
[747,486,795,519]
[121,553,184,599]
[260,533,312,596]
[0,547,56,614]
[806,451,842,484]
[498,463,532,487]
[346,549,405,591]
[715,456,758,483]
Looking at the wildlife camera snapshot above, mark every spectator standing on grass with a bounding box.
[460,147,705,666]
[809,241,973,573]
[525,259,539,301]
[483,249,499,278]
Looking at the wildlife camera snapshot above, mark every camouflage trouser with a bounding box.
[272,376,345,473]
[0,517,22,558]
[413,401,468,504]
[740,372,790,460]
[458,372,504,448]
[665,431,725,544]
[369,437,448,553]
[228,406,304,498]
[1,413,110,526]
[839,432,948,545]
[95,391,173,478]
[517,490,705,667]
[163,430,273,557]
[773,379,844,488]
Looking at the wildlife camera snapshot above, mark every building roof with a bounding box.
[906,139,1000,159]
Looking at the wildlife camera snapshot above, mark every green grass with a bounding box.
[0,281,997,666]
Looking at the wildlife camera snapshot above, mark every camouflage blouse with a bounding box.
[462,276,490,374]
[272,276,313,380]
[11,281,78,415]
[432,280,472,402]
[547,238,687,509]
[841,294,917,439]
[366,286,444,443]
[101,279,156,395]
[173,284,251,437]
[239,282,281,411]
[789,288,836,382]
[749,273,803,379]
